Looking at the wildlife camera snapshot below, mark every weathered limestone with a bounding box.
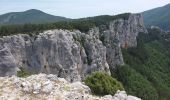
[0,14,147,81]
[109,14,148,48]
[0,74,141,100]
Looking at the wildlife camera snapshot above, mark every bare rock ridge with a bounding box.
[0,73,141,100]
[0,13,147,81]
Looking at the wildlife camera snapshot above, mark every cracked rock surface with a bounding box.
[0,74,141,100]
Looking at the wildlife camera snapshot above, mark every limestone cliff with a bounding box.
[0,13,147,81]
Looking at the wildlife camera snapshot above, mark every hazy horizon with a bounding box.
[1,0,170,18]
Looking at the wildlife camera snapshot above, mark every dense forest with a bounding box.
[113,28,170,100]
[0,13,130,36]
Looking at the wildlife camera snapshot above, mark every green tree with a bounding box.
[114,65,158,100]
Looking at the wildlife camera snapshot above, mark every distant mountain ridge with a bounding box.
[0,9,69,25]
[143,4,170,30]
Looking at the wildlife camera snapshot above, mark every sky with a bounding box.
[0,0,170,18]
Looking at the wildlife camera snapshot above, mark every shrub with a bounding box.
[84,72,124,96]
[17,67,31,77]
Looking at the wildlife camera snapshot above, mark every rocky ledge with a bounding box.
[0,74,141,100]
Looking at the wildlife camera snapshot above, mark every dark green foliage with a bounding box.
[143,41,170,99]
[0,9,68,25]
[159,31,170,53]
[17,67,31,77]
[114,65,158,100]
[117,28,170,100]
[76,13,130,28]
[0,13,131,36]
[84,72,124,96]
[143,4,170,30]
[147,28,162,41]
[124,33,149,63]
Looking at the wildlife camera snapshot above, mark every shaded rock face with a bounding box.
[0,45,17,76]
[0,14,147,81]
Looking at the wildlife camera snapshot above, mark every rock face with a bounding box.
[109,14,148,48]
[0,73,141,100]
[0,13,147,81]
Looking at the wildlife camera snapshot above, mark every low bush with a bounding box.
[84,72,124,96]
[17,67,31,77]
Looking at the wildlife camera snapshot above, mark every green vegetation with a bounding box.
[143,4,170,30]
[84,72,124,96]
[17,67,31,77]
[0,13,130,36]
[114,65,158,100]
[0,9,68,25]
[113,28,170,100]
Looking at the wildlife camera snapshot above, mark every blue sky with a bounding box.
[1,0,170,18]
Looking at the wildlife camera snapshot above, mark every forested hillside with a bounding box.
[143,4,170,30]
[114,28,170,100]
[0,9,68,25]
[0,13,130,36]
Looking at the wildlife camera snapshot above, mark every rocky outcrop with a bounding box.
[0,73,141,100]
[0,29,110,82]
[0,13,147,81]
[96,14,147,69]
[109,14,148,48]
